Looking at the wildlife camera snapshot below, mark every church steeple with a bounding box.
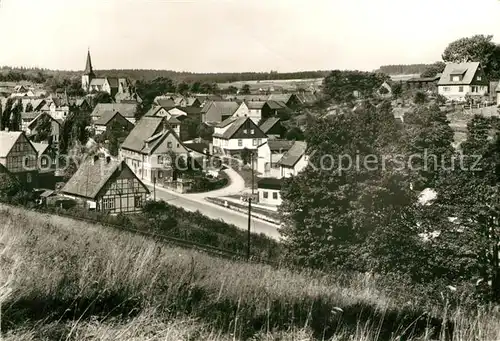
[84,49,94,76]
[82,49,95,92]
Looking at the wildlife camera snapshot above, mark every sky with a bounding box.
[0,0,499,73]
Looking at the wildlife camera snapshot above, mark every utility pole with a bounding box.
[251,153,255,196]
[153,176,156,201]
[247,196,251,261]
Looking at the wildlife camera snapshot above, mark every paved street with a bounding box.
[149,185,281,240]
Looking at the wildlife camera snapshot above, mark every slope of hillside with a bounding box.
[1,205,499,340]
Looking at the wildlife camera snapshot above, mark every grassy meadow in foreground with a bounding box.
[1,205,500,340]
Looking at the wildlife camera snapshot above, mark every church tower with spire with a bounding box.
[82,49,95,92]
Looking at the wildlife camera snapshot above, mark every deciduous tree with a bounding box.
[442,34,500,80]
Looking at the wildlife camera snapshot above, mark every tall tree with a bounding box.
[442,34,500,80]
[32,115,53,143]
[431,116,500,300]
[241,84,251,94]
[177,81,190,95]
[323,70,389,104]
[280,102,412,271]
[9,99,22,131]
[420,61,446,78]
[403,103,454,189]
[1,98,13,131]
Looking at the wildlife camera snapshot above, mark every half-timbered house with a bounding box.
[0,131,38,188]
[62,156,150,214]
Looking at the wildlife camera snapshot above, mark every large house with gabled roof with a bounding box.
[62,156,149,214]
[212,116,267,156]
[119,116,189,184]
[437,62,488,102]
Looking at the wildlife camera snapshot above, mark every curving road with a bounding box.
[145,168,281,240]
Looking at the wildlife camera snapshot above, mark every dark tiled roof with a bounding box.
[121,117,164,152]
[268,94,292,103]
[296,93,317,104]
[62,158,148,199]
[267,139,294,152]
[265,100,288,110]
[94,110,123,126]
[213,117,253,139]
[91,103,137,118]
[106,77,119,88]
[259,117,281,134]
[156,98,176,108]
[438,62,482,86]
[278,141,307,167]
[27,112,61,129]
[216,116,238,128]
[257,177,282,190]
[184,142,209,155]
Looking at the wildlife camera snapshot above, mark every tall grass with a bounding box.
[1,205,500,340]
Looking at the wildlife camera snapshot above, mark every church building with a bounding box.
[81,50,135,100]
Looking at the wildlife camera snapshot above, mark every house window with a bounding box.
[41,157,48,167]
[243,129,248,134]
[252,139,257,146]
[238,139,243,147]
[257,138,262,146]
[26,173,32,183]
[263,191,268,198]
[103,198,114,210]
[250,129,254,134]
[135,195,143,208]
[273,192,278,200]
[477,76,482,81]
[158,155,163,164]
[177,143,180,148]
[167,142,173,148]
[158,171,163,179]
[458,86,463,92]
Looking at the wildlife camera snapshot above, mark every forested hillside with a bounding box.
[0,66,329,83]
[376,63,435,75]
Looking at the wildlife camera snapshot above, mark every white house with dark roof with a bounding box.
[212,116,267,156]
[256,139,294,178]
[62,156,149,214]
[278,141,308,178]
[119,116,189,184]
[437,62,488,102]
[244,101,264,124]
[257,177,283,206]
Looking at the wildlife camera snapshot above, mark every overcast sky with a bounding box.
[0,0,499,72]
